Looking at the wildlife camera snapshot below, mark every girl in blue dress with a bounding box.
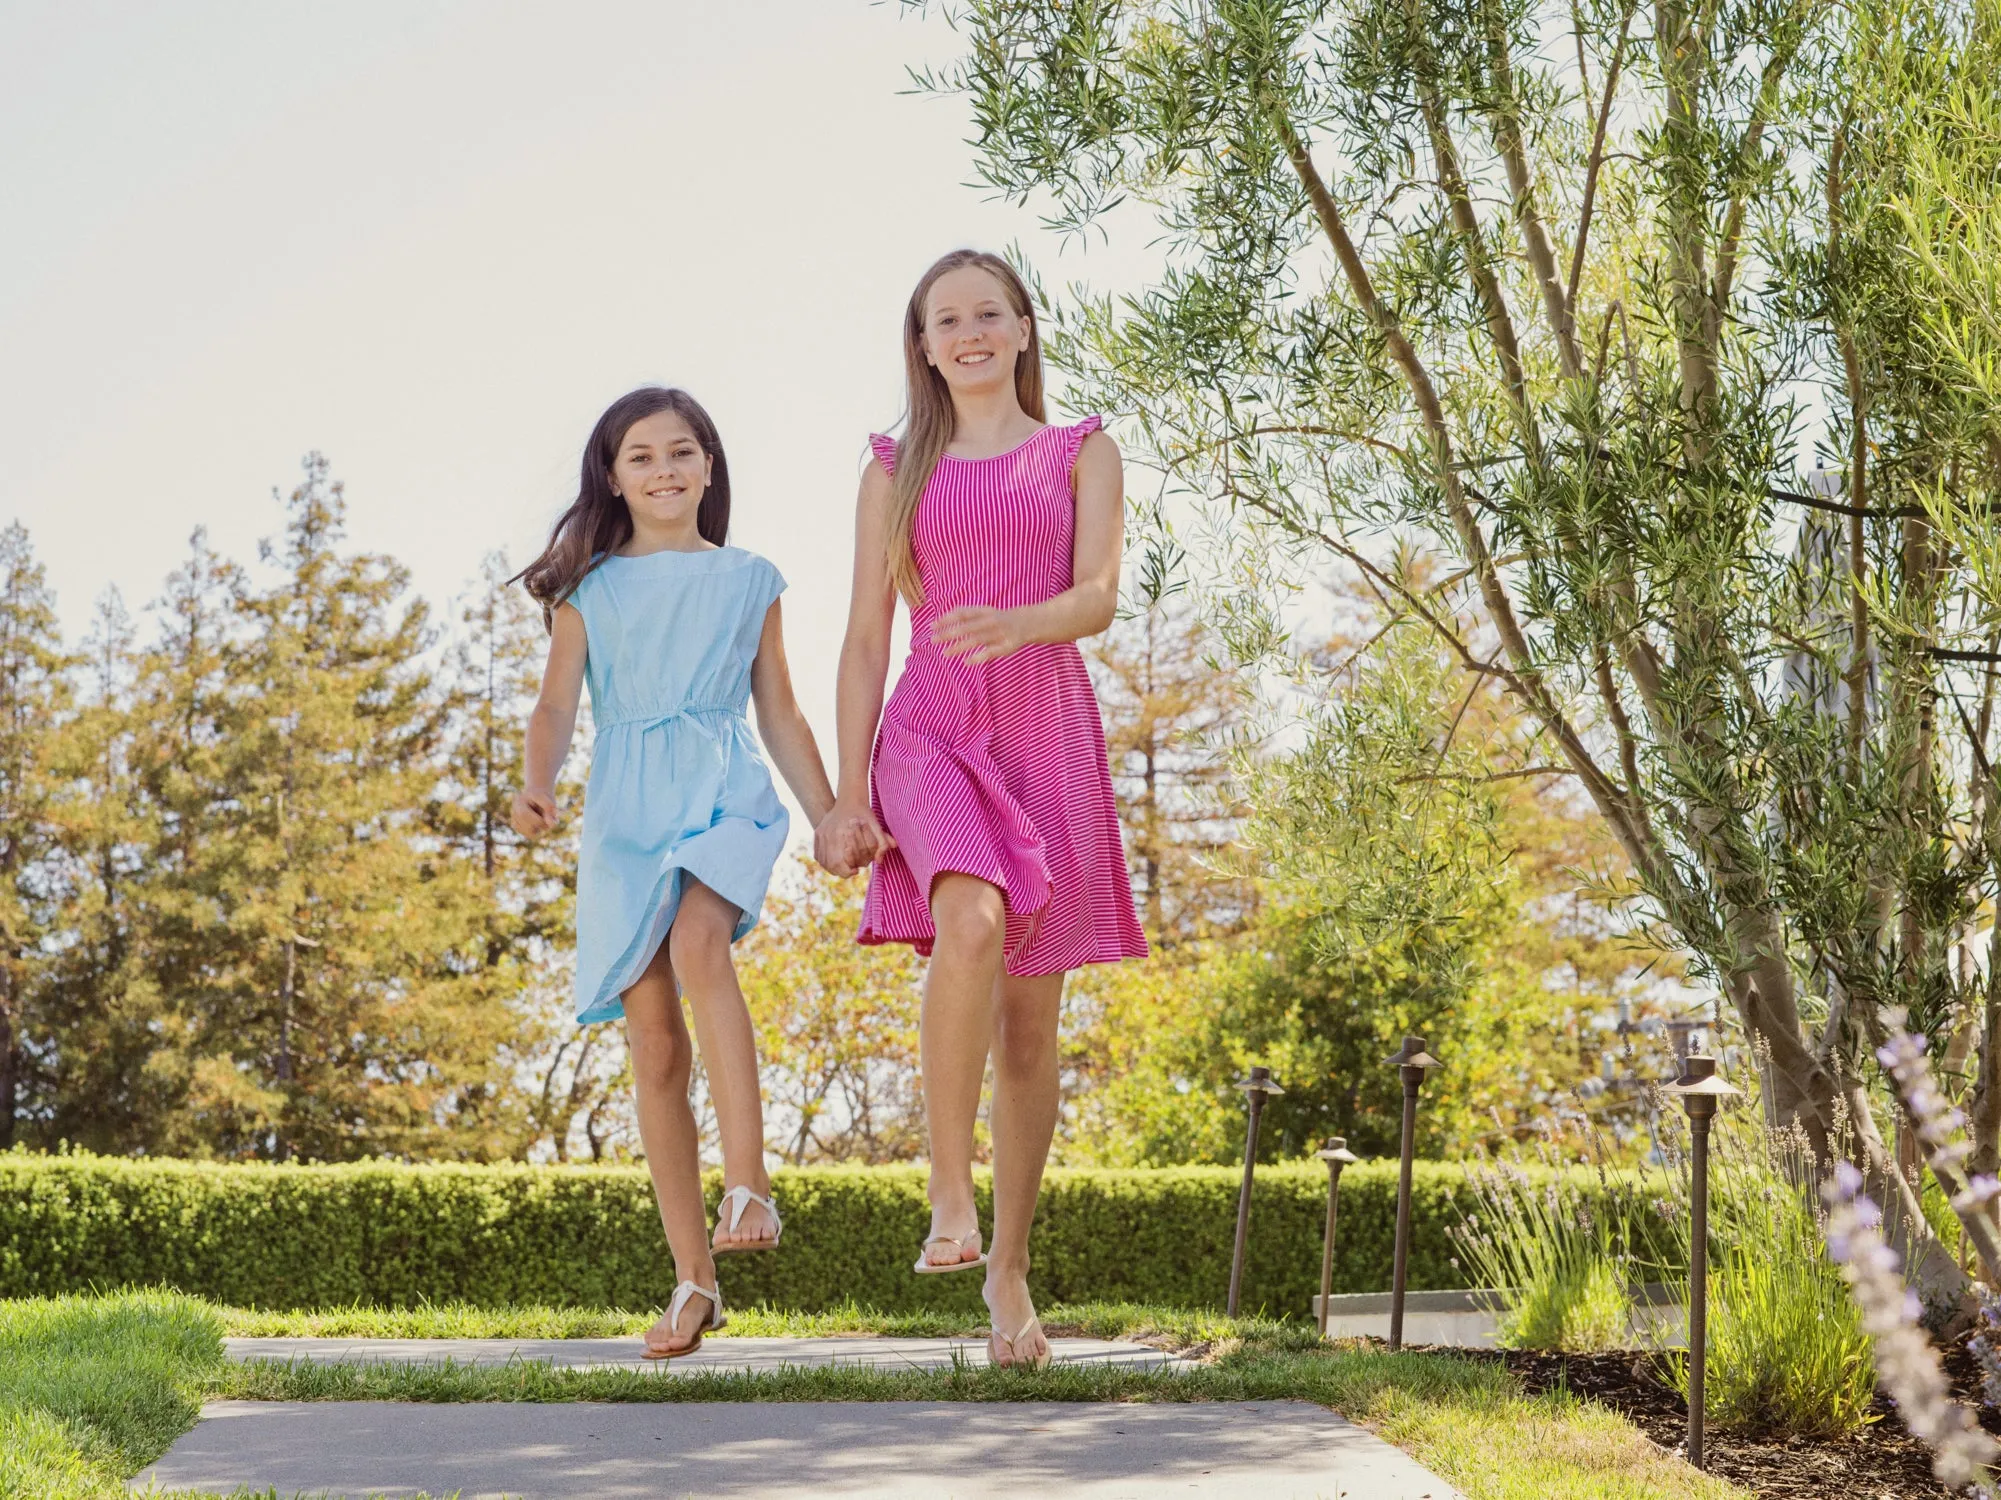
[511,387,838,1359]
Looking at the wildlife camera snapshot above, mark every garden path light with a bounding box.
[1315,1137,1360,1337]
[1667,1052,1739,1472]
[1384,1036,1441,1351]
[1227,1066,1283,1318]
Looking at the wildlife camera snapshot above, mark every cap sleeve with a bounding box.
[560,562,607,641]
[1063,415,1105,472]
[758,555,788,613]
[868,433,899,477]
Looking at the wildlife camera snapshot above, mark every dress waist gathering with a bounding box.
[594,701,743,731]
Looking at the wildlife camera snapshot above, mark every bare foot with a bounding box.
[712,1186,779,1252]
[982,1271,1047,1369]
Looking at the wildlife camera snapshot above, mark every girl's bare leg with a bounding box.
[984,969,1064,1362]
[920,873,1008,1265]
[622,943,715,1353]
[668,878,776,1249]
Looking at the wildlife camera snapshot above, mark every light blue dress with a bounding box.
[568,546,790,1024]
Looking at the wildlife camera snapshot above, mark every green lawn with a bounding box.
[5,1292,1745,1500]
[215,1297,1258,1345]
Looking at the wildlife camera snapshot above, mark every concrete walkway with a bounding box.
[224,1334,1186,1374]
[135,1398,1465,1498]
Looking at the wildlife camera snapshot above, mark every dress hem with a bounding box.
[575,843,766,1026]
[855,925,1148,978]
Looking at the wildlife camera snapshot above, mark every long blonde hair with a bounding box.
[884,249,1046,606]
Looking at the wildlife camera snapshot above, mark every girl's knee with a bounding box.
[994,1011,1057,1079]
[931,880,1005,956]
[626,1011,690,1089]
[667,903,734,983]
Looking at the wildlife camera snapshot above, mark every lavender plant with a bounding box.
[1824,1160,1998,1490]
[1813,1015,2001,1490]
[1450,1127,1643,1352]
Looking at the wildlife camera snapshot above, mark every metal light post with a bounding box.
[1316,1137,1361,1337]
[1228,1066,1284,1317]
[1667,1054,1739,1471]
[1384,1036,1441,1351]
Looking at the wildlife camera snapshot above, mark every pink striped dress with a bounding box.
[859,417,1148,974]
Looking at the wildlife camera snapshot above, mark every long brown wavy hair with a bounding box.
[883,250,1046,606]
[514,387,731,621]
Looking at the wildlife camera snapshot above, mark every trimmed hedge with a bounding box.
[1,1151,1499,1313]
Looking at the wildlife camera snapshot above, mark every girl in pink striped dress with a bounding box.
[817,249,1147,1369]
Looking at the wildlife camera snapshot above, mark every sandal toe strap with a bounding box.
[721,1184,782,1236]
[667,1280,725,1332]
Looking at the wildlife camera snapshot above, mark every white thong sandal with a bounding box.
[912,1228,988,1275]
[642,1280,725,1361]
[712,1185,783,1254]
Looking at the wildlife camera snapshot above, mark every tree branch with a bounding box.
[1400,764,1575,784]
[1714,27,1806,313]
[1420,82,1544,456]
[1270,103,1667,885]
[1483,3,1589,376]
[1566,3,1638,321]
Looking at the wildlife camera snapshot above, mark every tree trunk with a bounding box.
[0,980,15,1149]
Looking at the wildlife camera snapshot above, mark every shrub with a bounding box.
[0,1150,1563,1312]
[1449,1143,1652,1352]
[1663,1116,1875,1437]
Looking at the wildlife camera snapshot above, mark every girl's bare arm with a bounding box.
[512,603,587,837]
[750,597,837,829]
[820,460,899,874]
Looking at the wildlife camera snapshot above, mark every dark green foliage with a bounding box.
[0,1153,1516,1313]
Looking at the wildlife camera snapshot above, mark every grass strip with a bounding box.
[213,1298,1273,1348]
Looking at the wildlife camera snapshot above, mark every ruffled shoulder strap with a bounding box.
[1062,415,1105,471]
[868,433,900,476]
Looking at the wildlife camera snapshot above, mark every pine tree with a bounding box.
[35,588,160,1149]
[127,458,525,1159]
[1088,601,1254,945]
[0,524,69,1145]
[429,552,608,1160]
[120,530,258,1152]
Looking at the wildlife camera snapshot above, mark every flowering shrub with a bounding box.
[1449,1131,1647,1352]
[1824,1159,1996,1489]
[1817,1017,2000,1492]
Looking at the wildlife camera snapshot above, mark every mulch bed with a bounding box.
[1414,1338,2001,1499]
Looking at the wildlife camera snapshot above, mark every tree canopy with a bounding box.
[910,0,2001,1287]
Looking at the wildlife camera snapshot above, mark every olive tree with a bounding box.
[907,0,2001,1289]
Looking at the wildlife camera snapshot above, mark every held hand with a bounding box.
[848,811,896,869]
[931,606,1025,666]
[812,815,853,877]
[815,801,896,876]
[511,789,561,839]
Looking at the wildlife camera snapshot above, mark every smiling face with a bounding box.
[919,264,1034,398]
[608,409,712,538]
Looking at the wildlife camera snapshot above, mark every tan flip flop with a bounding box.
[912,1230,987,1275]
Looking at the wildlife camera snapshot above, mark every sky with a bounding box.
[0,0,1163,834]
